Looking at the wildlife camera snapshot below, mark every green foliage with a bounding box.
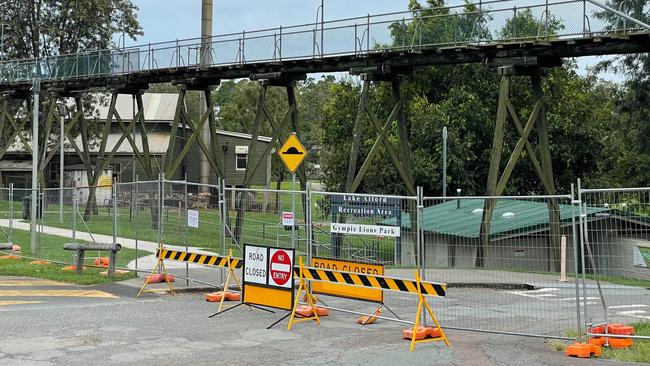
[601,322,650,363]
[390,0,492,48]
[0,259,136,285]
[214,76,336,182]
[498,8,564,40]
[1,0,142,59]
[320,82,360,192]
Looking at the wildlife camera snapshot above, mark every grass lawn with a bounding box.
[601,322,650,363]
[1,227,146,284]
[0,258,136,285]
[1,184,398,263]
[3,227,145,267]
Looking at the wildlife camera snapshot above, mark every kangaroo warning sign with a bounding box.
[269,248,293,288]
[242,245,295,311]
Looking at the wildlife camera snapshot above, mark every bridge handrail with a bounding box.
[0,0,648,84]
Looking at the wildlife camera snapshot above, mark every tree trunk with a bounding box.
[83,187,97,222]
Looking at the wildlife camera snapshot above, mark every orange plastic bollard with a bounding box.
[205,292,226,302]
[565,343,592,358]
[61,265,81,271]
[402,326,430,341]
[94,257,110,268]
[565,343,601,358]
[357,308,381,325]
[225,292,241,301]
[31,260,51,265]
[0,254,20,260]
[607,324,635,336]
[588,337,606,347]
[146,273,175,284]
[609,337,633,349]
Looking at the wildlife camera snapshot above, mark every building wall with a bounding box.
[422,228,577,273]
[587,218,650,280]
[168,128,271,187]
[418,219,650,280]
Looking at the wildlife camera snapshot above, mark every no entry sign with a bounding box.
[242,245,295,311]
[269,248,293,288]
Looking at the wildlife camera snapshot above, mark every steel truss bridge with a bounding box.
[0,0,649,262]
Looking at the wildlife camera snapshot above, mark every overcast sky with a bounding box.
[127,0,620,82]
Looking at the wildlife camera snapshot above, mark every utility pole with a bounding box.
[57,101,66,223]
[199,0,213,190]
[442,126,447,197]
[31,78,40,254]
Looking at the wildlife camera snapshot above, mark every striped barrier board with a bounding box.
[156,249,242,269]
[155,249,445,297]
[294,267,446,297]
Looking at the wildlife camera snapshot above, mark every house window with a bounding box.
[236,154,248,170]
[50,164,60,182]
[235,146,249,171]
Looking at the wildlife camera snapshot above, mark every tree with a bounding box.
[0,1,142,219]
[595,0,650,187]
[1,0,142,59]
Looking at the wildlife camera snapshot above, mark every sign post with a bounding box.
[278,133,308,250]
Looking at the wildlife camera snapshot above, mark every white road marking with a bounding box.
[557,297,599,302]
[608,304,648,309]
[617,310,650,320]
[506,288,646,314]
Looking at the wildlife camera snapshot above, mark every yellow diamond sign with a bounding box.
[278,132,307,173]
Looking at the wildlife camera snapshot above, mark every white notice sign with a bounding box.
[244,245,268,285]
[633,246,648,268]
[282,212,295,227]
[188,210,199,228]
[330,223,400,237]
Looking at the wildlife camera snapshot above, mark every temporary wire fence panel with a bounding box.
[421,195,581,339]
[0,187,12,245]
[38,187,77,263]
[224,187,307,258]
[182,182,224,254]
[8,178,650,340]
[310,191,423,322]
[113,181,162,272]
[579,187,650,335]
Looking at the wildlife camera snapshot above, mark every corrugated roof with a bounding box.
[95,93,179,121]
[382,199,609,238]
[0,160,32,171]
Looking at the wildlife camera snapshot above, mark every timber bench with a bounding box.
[63,242,121,275]
[0,243,13,250]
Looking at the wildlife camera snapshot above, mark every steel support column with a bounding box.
[164,81,223,180]
[231,75,307,246]
[345,73,415,195]
[478,66,561,270]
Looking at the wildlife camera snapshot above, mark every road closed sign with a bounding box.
[244,245,268,285]
[242,245,295,311]
[269,248,294,288]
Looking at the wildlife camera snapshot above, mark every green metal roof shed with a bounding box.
[383,199,609,239]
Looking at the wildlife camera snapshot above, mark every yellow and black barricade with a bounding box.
[156,248,242,269]
[289,258,450,351]
[311,257,384,303]
[137,242,175,297]
[293,266,446,297]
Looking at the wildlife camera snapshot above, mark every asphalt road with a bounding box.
[0,276,646,366]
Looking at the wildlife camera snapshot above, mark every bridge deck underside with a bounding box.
[1,32,649,95]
